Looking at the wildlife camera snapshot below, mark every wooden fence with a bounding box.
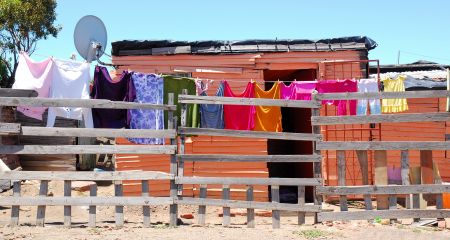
[312,90,450,222]
[177,93,323,228]
[0,91,179,227]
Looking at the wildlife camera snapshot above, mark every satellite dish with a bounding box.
[74,15,107,63]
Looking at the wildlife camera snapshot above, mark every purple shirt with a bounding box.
[90,66,131,128]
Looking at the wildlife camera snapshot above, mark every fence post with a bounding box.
[36,180,48,227]
[178,89,188,196]
[142,180,151,227]
[337,150,348,211]
[114,180,124,227]
[198,184,207,226]
[10,181,20,227]
[222,184,231,227]
[356,150,372,210]
[271,185,280,229]
[246,185,255,228]
[64,180,71,227]
[311,92,322,223]
[374,150,389,210]
[89,183,97,228]
[298,185,305,225]
[168,93,178,227]
[401,150,411,209]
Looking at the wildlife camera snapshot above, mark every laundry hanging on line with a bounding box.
[381,74,408,113]
[197,79,225,129]
[254,81,282,132]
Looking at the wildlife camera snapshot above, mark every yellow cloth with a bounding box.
[254,82,282,132]
[381,75,408,113]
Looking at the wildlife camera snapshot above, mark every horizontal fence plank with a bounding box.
[0,197,173,206]
[178,154,322,162]
[318,210,450,222]
[178,95,321,108]
[317,184,450,195]
[0,145,176,154]
[18,126,176,138]
[311,112,450,125]
[175,177,322,186]
[0,97,176,110]
[176,198,321,212]
[315,90,450,101]
[179,127,322,141]
[0,123,21,135]
[316,141,450,150]
[0,89,38,97]
[0,171,173,181]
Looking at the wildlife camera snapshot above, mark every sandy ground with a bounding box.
[0,180,448,240]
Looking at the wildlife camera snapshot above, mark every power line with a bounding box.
[399,50,450,63]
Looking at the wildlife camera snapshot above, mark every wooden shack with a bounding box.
[111,36,381,201]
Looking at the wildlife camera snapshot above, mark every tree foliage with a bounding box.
[0,0,61,87]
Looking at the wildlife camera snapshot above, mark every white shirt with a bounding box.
[46,59,93,128]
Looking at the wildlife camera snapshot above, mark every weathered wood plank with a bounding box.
[0,171,173,181]
[198,184,207,226]
[337,150,348,212]
[375,150,389,210]
[315,90,450,101]
[18,126,176,138]
[36,180,48,227]
[318,210,450,222]
[115,181,124,227]
[0,97,176,110]
[0,89,38,97]
[0,145,176,155]
[298,186,305,225]
[179,127,322,141]
[178,154,322,162]
[64,180,71,228]
[168,93,178,227]
[356,150,372,210]
[175,177,322,186]
[222,185,231,227]
[10,181,20,227]
[311,104,322,224]
[178,95,321,108]
[142,180,150,227]
[89,184,97,228]
[0,197,173,205]
[246,185,255,228]
[401,150,412,209]
[272,185,280,229]
[317,141,450,150]
[175,198,321,212]
[316,184,450,195]
[0,123,21,135]
[311,112,450,125]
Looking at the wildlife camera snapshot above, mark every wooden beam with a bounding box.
[316,184,450,195]
[198,184,207,226]
[0,89,38,97]
[179,127,322,141]
[246,185,255,228]
[0,145,177,154]
[10,181,20,227]
[175,177,322,186]
[0,197,173,206]
[0,97,176,110]
[175,198,321,212]
[311,112,450,125]
[178,154,322,162]
[318,210,450,222]
[315,90,450,101]
[0,171,173,181]
[18,126,176,138]
[420,150,434,206]
[317,141,450,150]
[142,180,150,227]
[401,150,412,209]
[64,180,71,228]
[222,185,231,227]
[375,150,389,210]
[271,185,280,229]
[115,181,124,227]
[0,123,21,135]
[298,186,306,225]
[356,150,372,210]
[36,180,48,227]
[89,184,97,228]
[337,151,348,211]
[178,95,321,108]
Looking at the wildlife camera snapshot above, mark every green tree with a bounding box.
[0,0,61,87]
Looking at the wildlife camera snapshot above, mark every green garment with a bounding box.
[163,75,199,128]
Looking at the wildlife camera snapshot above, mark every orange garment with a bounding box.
[254,82,282,132]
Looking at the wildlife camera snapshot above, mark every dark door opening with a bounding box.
[264,69,317,203]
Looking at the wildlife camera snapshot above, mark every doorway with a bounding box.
[264,69,317,203]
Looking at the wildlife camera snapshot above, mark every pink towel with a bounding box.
[317,79,357,116]
[280,81,317,100]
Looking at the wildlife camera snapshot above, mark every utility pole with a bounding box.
[397,50,400,65]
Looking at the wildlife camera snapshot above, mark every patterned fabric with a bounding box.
[128,73,164,144]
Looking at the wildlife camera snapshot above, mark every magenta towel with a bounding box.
[317,79,357,115]
[280,81,317,100]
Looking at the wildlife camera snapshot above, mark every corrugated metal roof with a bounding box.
[111,36,377,56]
[370,70,447,90]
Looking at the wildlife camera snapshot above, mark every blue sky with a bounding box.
[34,0,450,65]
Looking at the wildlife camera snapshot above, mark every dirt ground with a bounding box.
[0,180,449,240]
